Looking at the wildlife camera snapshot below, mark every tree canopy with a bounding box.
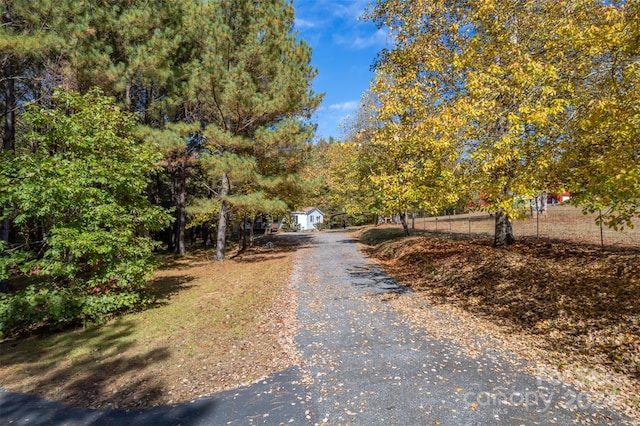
[356,0,640,246]
[0,0,321,335]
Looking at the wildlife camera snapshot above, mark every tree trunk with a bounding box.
[202,223,211,246]
[535,193,548,217]
[493,210,515,247]
[3,63,15,151]
[249,215,255,248]
[165,226,174,252]
[1,46,15,293]
[216,172,229,261]
[240,214,247,251]
[399,212,410,236]
[172,167,186,255]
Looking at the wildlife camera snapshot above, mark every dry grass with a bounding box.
[414,204,640,247]
[0,235,306,410]
[359,227,640,418]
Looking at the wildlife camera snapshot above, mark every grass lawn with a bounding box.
[0,235,303,410]
[359,227,640,419]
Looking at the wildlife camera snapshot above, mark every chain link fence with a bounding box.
[405,204,640,248]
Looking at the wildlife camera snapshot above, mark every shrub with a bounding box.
[0,284,149,339]
[0,89,171,337]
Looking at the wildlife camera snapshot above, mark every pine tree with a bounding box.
[177,0,322,260]
[92,0,322,257]
[2,0,321,263]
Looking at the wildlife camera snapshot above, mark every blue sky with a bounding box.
[293,0,389,141]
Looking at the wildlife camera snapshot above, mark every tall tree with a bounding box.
[367,0,576,246]
[137,123,201,254]
[365,1,474,233]
[368,68,466,229]
[66,1,193,254]
[179,0,321,260]
[456,0,571,246]
[558,1,640,230]
[111,0,321,257]
[329,88,393,223]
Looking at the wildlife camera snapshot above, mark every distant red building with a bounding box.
[548,192,571,204]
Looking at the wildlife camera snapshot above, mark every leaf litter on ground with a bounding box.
[358,227,640,419]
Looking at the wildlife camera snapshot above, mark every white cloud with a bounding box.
[294,17,316,29]
[333,28,389,50]
[294,0,390,50]
[328,0,370,20]
[326,101,358,111]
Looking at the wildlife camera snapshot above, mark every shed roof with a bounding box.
[292,207,324,215]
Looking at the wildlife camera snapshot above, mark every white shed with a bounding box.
[291,207,324,231]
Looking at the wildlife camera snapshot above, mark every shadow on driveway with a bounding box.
[347,264,410,295]
[0,367,305,426]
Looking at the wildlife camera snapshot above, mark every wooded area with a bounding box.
[0,0,320,336]
[1,2,639,419]
[310,0,639,247]
[1,0,639,337]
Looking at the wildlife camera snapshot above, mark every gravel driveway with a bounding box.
[294,232,631,425]
[0,231,633,425]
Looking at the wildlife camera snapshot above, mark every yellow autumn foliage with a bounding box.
[356,0,640,238]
